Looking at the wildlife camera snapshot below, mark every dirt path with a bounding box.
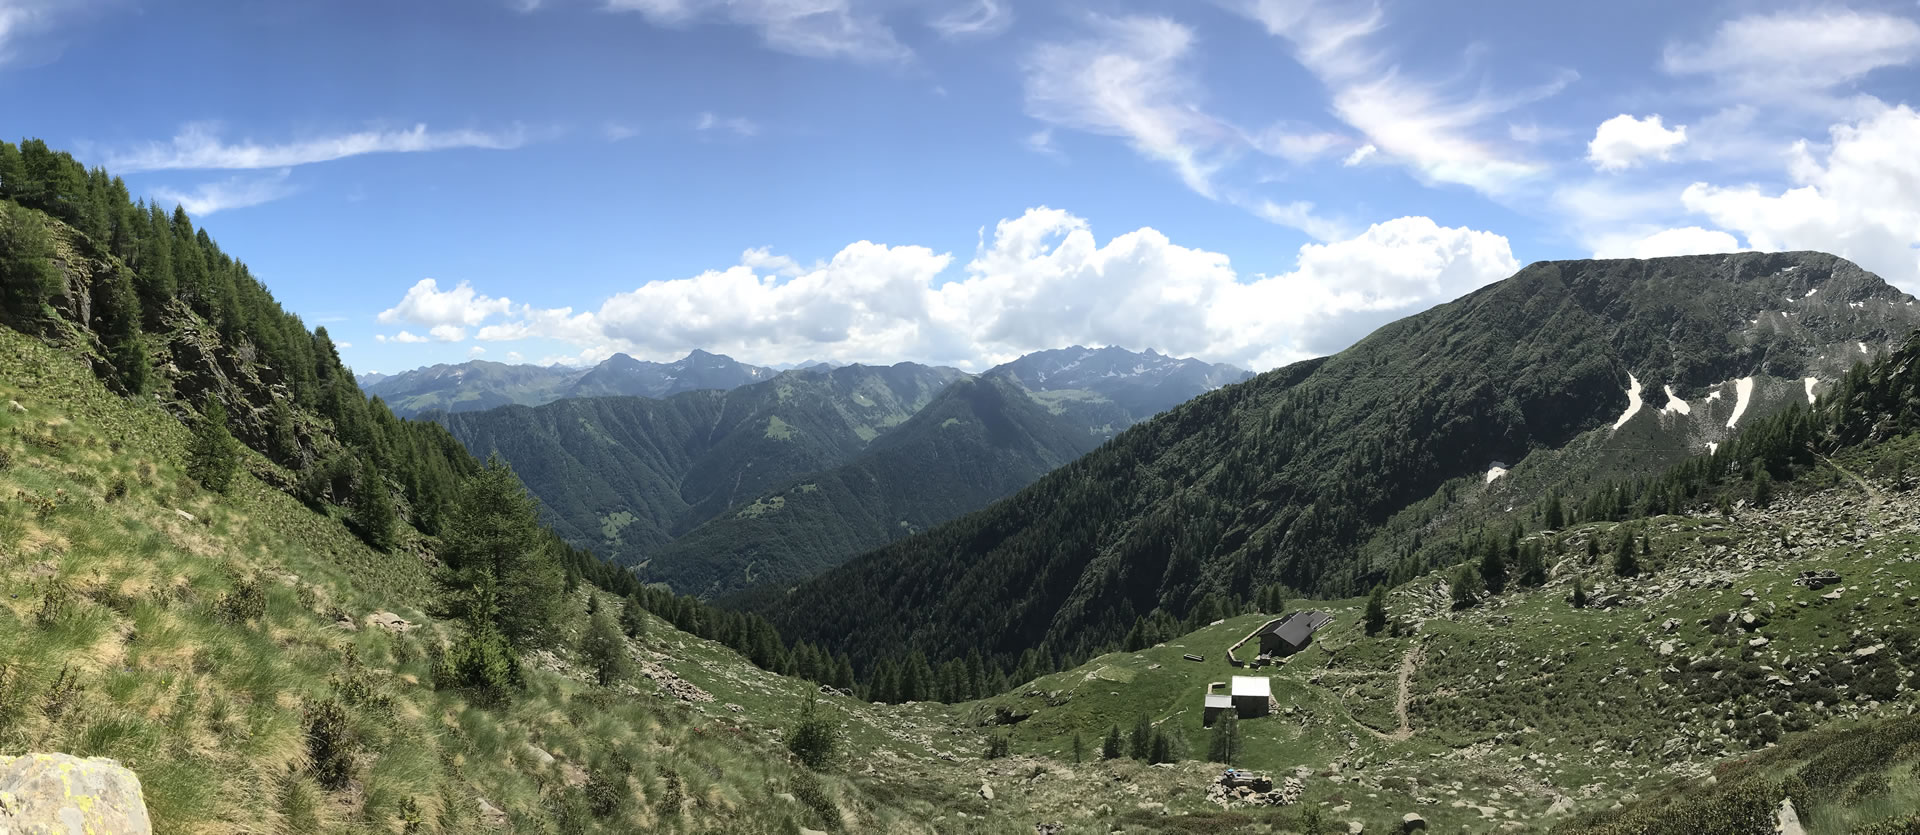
[1817,452,1885,505]
[1388,638,1426,741]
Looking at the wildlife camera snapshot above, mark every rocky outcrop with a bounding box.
[0,753,152,835]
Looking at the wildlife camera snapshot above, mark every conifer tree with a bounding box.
[1450,564,1484,610]
[0,202,61,323]
[1613,528,1639,577]
[352,457,397,551]
[1480,545,1508,595]
[1129,714,1153,760]
[440,456,567,648]
[186,394,240,493]
[1543,489,1565,529]
[1364,585,1388,636]
[1073,731,1086,764]
[1571,575,1588,609]
[1147,729,1174,765]
[619,596,649,639]
[1752,468,1774,508]
[581,602,632,686]
[1101,725,1123,760]
[1207,713,1240,764]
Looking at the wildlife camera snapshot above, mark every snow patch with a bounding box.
[1613,374,1645,431]
[1706,442,1719,455]
[1485,465,1508,484]
[1804,376,1819,405]
[1860,341,1870,354]
[1850,301,1866,309]
[1726,377,1754,429]
[1660,384,1690,415]
[1803,287,1817,298]
[1706,389,1723,402]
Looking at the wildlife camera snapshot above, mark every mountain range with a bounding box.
[434,346,1252,595]
[757,251,1920,670]
[360,349,777,418]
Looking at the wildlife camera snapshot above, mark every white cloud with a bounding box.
[604,0,910,63]
[469,345,487,357]
[604,123,640,142]
[1593,226,1743,259]
[102,122,528,172]
[0,0,109,67]
[431,325,468,342]
[507,351,524,363]
[1588,114,1686,171]
[1674,104,1920,288]
[929,0,1010,39]
[1025,128,1061,158]
[441,207,1517,370]
[740,246,806,277]
[1663,9,1920,106]
[150,169,297,215]
[378,331,429,344]
[1342,143,1377,166]
[334,341,353,349]
[1227,0,1569,196]
[377,279,515,329]
[1022,14,1344,237]
[694,111,760,138]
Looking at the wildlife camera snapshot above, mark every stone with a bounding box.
[477,796,508,827]
[1749,637,1770,648]
[979,781,994,801]
[1854,645,1881,658]
[366,611,417,633]
[173,509,196,522]
[1822,590,1843,601]
[1658,641,1675,656]
[1403,812,1428,831]
[1776,797,1805,835]
[524,743,556,767]
[0,753,153,835]
[5,400,24,413]
[1348,822,1366,834]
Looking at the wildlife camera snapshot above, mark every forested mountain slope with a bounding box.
[437,362,964,576]
[363,349,776,418]
[763,252,1920,671]
[657,373,1109,595]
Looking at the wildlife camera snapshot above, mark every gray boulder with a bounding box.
[0,753,152,835]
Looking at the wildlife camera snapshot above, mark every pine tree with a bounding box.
[0,202,61,323]
[1101,725,1123,760]
[1613,528,1639,577]
[1571,575,1588,609]
[440,457,567,648]
[1207,713,1240,764]
[1752,468,1774,508]
[1072,731,1086,764]
[786,694,840,770]
[580,602,632,686]
[1147,729,1174,765]
[1364,585,1388,636]
[1480,545,1508,595]
[352,457,397,551]
[186,394,240,493]
[619,596,648,639]
[1543,489,1565,529]
[1129,714,1152,760]
[1450,564,1484,610]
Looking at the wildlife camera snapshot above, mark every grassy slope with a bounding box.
[0,325,988,834]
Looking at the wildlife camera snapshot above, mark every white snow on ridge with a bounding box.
[1860,341,1870,354]
[1726,377,1755,429]
[1804,287,1817,298]
[1805,377,1819,405]
[1613,374,1645,431]
[1486,465,1508,484]
[1707,442,1719,455]
[1661,384,1690,415]
[1706,389,1723,402]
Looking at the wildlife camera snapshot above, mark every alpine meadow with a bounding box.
[8,2,1920,834]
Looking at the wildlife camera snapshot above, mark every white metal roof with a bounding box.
[1230,676,1271,699]
[1204,694,1233,709]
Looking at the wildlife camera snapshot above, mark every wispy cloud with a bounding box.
[150,169,298,215]
[929,0,1011,39]
[1022,14,1348,238]
[604,0,910,63]
[0,0,112,67]
[102,122,530,172]
[1663,9,1920,110]
[694,111,760,138]
[1226,0,1570,197]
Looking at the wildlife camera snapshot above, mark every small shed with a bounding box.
[1203,693,1233,726]
[1230,676,1272,718]
[1257,610,1335,658]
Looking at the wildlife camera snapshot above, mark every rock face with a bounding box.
[0,753,152,835]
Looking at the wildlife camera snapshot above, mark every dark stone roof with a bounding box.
[1261,610,1334,648]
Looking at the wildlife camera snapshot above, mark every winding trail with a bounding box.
[1388,638,1426,741]
[1816,452,1885,506]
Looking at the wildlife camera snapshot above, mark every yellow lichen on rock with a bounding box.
[0,753,152,835]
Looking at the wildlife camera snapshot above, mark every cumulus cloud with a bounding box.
[1663,9,1920,107]
[102,122,529,172]
[378,279,515,329]
[429,207,1517,370]
[604,0,909,63]
[150,169,297,215]
[1593,227,1743,260]
[1674,104,1920,288]
[1588,114,1687,171]
[376,331,429,344]
[1022,14,1346,237]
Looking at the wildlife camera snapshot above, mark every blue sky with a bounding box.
[4,0,1920,373]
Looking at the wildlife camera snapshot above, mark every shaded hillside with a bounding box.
[438,362,963,566]
[761,252,1920,671]
[364,350,776,418]
[656,374,1107,595]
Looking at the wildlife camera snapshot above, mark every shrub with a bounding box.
[216,579,266,625]
[787,695,841,770]
[792,770,839,832]
[303,698,355,791]
[985,734,1011,759]
[185,394,239,493]
[585,752,631,818]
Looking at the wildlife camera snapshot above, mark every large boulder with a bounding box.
[0,753,152,835]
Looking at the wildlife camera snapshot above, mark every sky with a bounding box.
[4,0,1920,374]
